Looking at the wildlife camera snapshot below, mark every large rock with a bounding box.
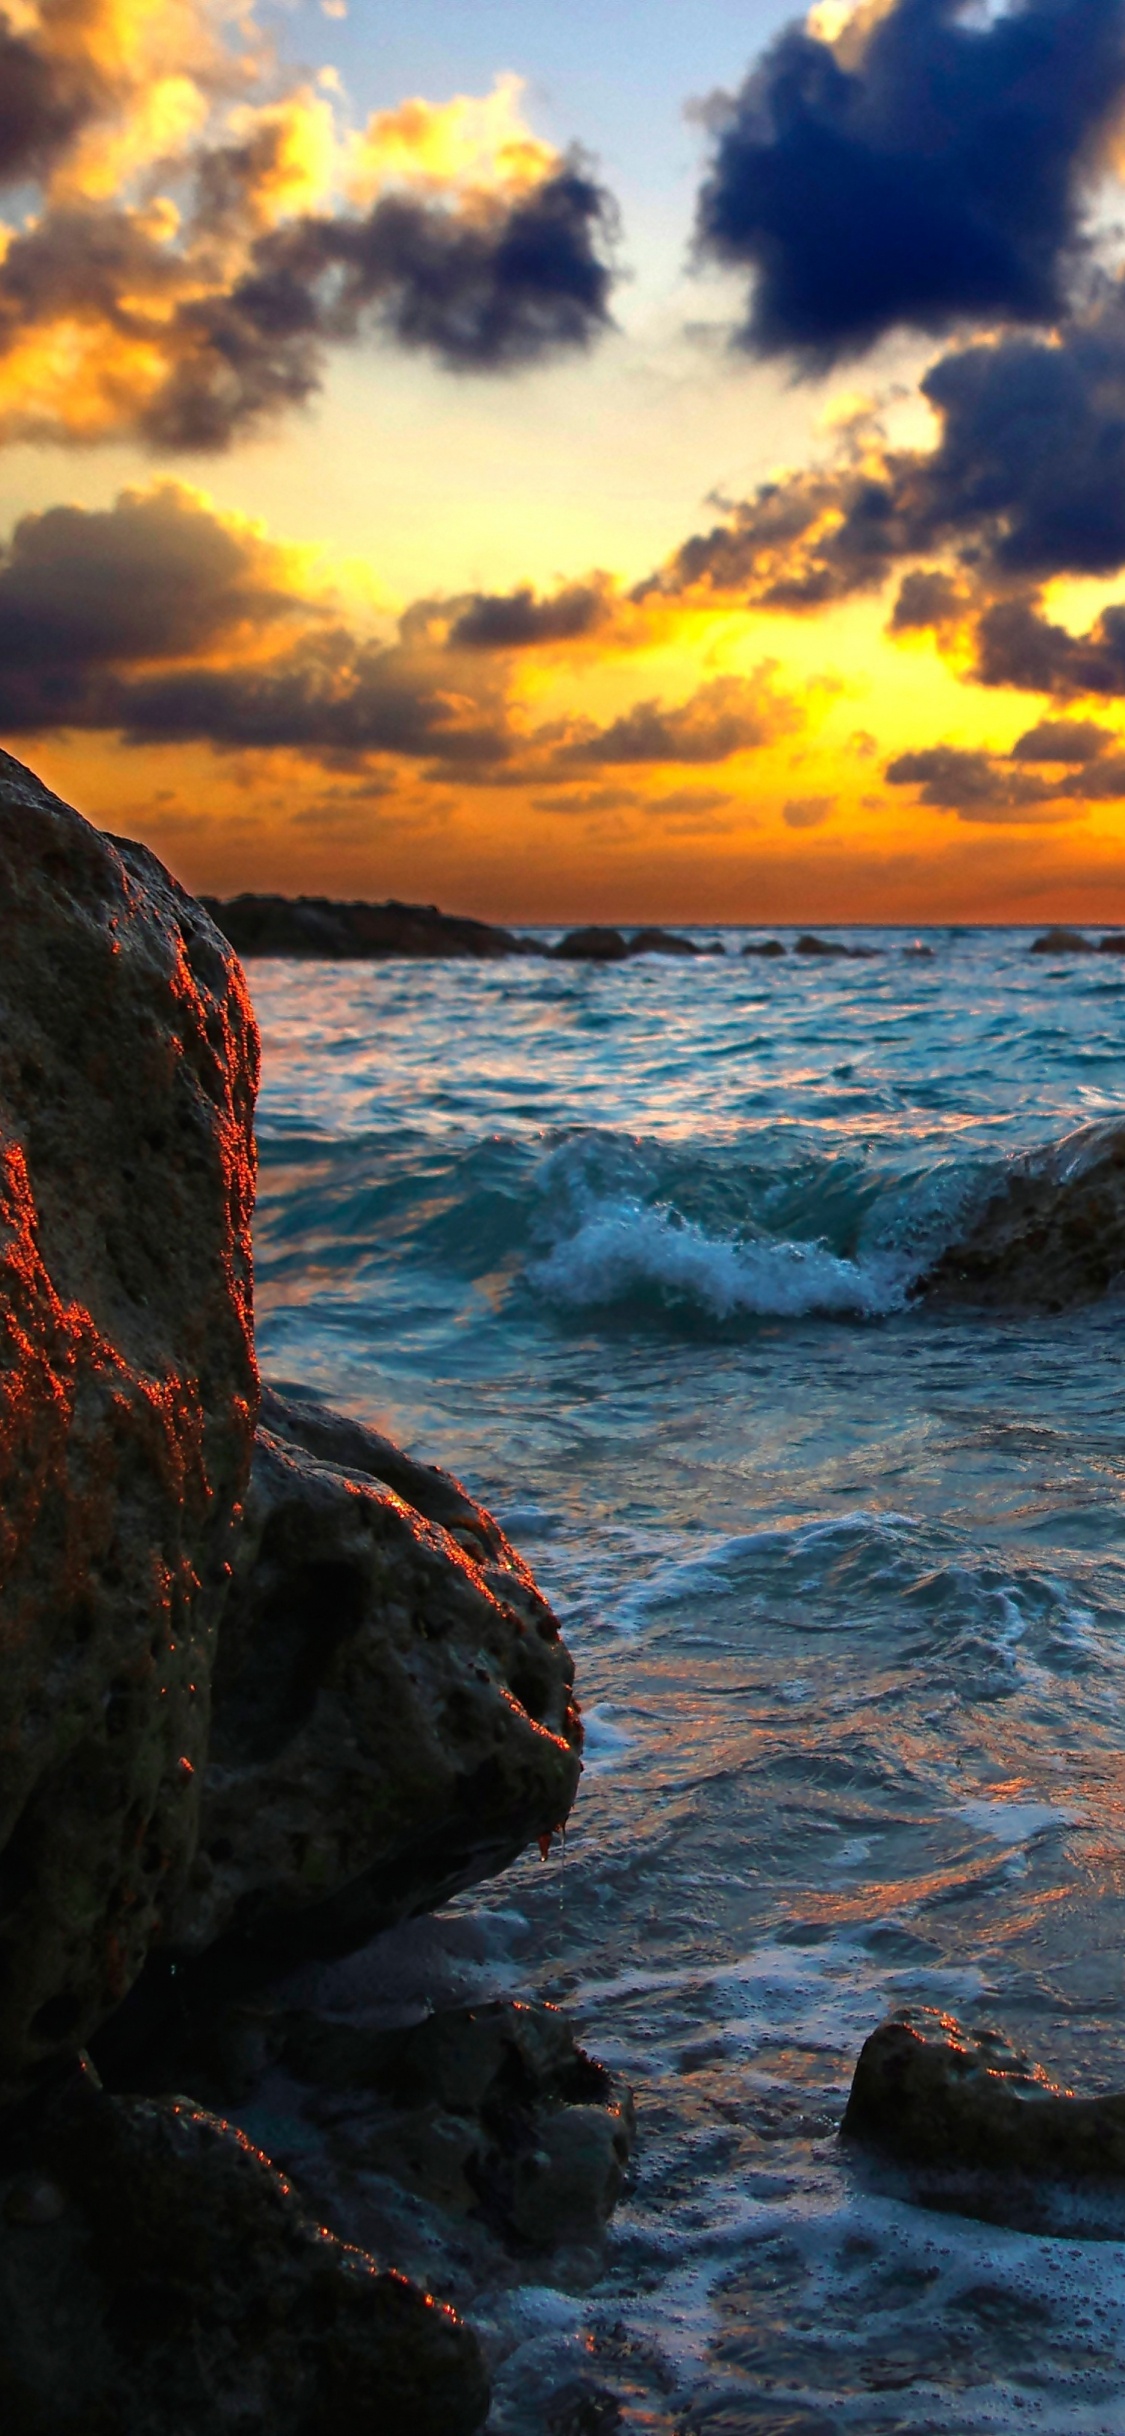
[0,752,258,2102]
[0,2057,488,2434]
[159,1388,581,1982]
[917,1118,1125,1310]
[843,2007,1125,2181]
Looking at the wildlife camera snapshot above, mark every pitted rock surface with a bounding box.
[165,1390,582,1971]
[0,752,258,2101]
[843,2007,1125,2179]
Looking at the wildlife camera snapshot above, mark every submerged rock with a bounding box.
[148,1389,582,1991]
[201,892,539,960]
[0,752,258,2104]
[0,2057,488,2434]
[916,1118,1125,1310]
[843,2008,1125,2182]
[794,933,881,959]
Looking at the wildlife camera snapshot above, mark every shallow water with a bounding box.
[250,929,1125,2433]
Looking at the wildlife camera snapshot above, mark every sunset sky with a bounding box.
[6,0,1125,920]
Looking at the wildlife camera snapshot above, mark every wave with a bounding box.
[527,1196,904,1319]
[255,1113,1125,1337]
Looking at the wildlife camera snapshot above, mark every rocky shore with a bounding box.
[0,752,631,2434]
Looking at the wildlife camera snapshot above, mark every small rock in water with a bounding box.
[843,2007,1125,2180]
[1098,932,1125,953]
[1029,926,1094,953]
[741,938,785,956]
[627,927,702,957]
[552,926,630,961]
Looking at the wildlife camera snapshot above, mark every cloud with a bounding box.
[974,591,1125,693]
[561,670,795,764]
[0,23,620,451]
[447,579,612,649]
[783,794,832,827]
[694,0,1125,366]
[1009,716,1115,760]
[885,731,1125,818]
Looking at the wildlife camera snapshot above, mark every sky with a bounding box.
[6,0,1125,920]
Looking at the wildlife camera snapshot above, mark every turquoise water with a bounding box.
[251,930,1125,2433]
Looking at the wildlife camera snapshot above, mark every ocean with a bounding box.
[248,927,1125,2433]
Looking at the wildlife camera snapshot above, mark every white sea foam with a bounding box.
[528,1195,910,1320]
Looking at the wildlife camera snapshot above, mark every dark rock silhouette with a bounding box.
[741,938,786,956]
[202,892,540,960]
[1030,926,1094,953]
[552,925,631,960]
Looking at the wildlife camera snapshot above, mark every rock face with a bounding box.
[843,2008,1125,2181]
[160,1388,581,1980]
[202,893,540,960]
[0,2058,488,2435]
[0,752,258,2103]
[917,1118,1125,1310]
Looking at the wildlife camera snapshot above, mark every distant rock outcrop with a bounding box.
[201,893,540,960]
[916,1119,1125,1311]
[1030,926,1095,953]
[0,751,258,2104]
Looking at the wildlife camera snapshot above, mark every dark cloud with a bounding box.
[0,16,95,183]
[975,592,1125,693]
[111,634,509,763]
[694,0,1125,366]
[1009,716,1115,760]
[889,567,968,630]
[562,672,790,764]
[0,485,300,669]
[448,579,611,649]
[884,738,1124,818]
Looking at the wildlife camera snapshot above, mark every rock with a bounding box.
[842,2007,1125,2182]
[0,751,258,2104]
[0,2055,488,2434]
[915,1117,1125,1310]
[280,1997,635,2254]
[1098,932,1125,953]
[903,942,934,957]
[793,933,881,958]
[1029,926,1094,953]
[552,926,630,961]
[200,893,540,960]
[741,939,785,956]
[108,1390,582,2022]
[627,927,703,957]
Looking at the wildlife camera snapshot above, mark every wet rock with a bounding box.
[915,1117,1125,1310]
[282,1997,636,2254]
[843,2007,1125,2181]
[0,2057,488,2434]
[741,939,785,956]
[0,752,258,2104]
[552,926,631,961]
[151,1392,581,1991]
[1098,932,1125,953]
[201,892,540,960]
[1029,926,1095,953]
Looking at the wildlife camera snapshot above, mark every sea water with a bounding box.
[249,928,1125,2432]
